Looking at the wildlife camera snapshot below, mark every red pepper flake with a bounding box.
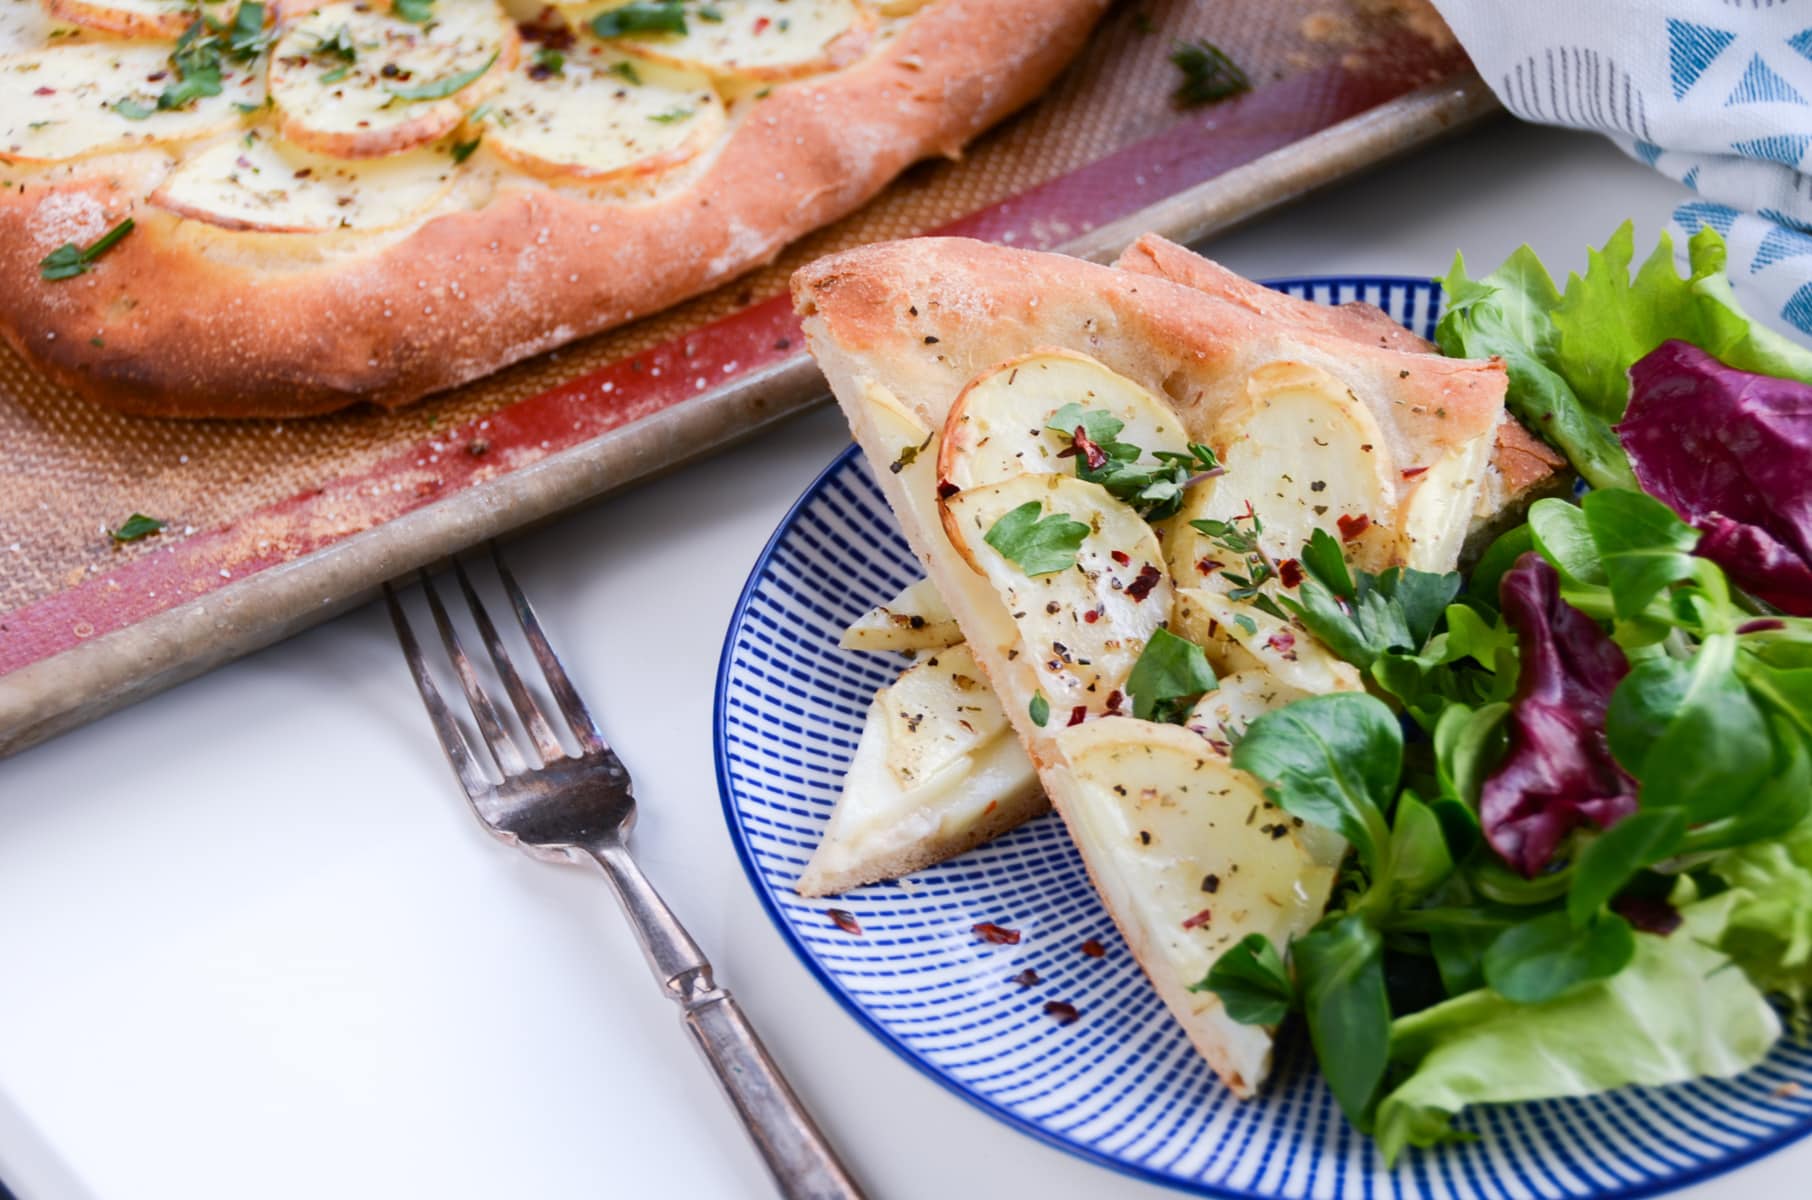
[1067,705,1088,727]
[1125,563,1162,602]
[1058,426,1110,470]
[1082,608,1100,624]
[1401,466,1430,480]
[936,480,961,500]
[827,908,863,936]
[1181,908,1213,930]
[1197,557,1223,575]
[1043,1000,1081,1025]
[1337,513,1372,542]
[972,922,1022,945]
[1110,549,1131,565]
[1265,629,1296,654]
[1011,968,1040,988]
[1105,689,1124,713]
[1080,938,1106,958]
[33,86,54,96]
[752,15,770,32]
[1277,558,1304,588]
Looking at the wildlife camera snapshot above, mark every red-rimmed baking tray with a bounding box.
[0,0,1492,754]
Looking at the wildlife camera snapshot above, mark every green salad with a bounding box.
[1195,223,1812,1160]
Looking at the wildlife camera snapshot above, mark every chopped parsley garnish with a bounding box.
[226,2,271,59]
[112,98,155,120]
[590,2,687,39]
[313,24,358,63]
[159,18,225,110]
[1126,627,1217,723]
[698,4,723,20]
[110,513,166,543]
[609,59,644,85]
[320,64,351,84]
[1170,38,1249,106]
[533,45,566,77]
[648,106,694,123]
[983,500,1089,576]
[393,0,434,24]
[40,217,134,281]
[386,52,497,101]
[450,134,482,163]
[1046,404,1222,521]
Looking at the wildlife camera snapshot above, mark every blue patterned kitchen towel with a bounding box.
[1432,0,1812,337]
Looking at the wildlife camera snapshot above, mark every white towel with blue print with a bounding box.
[1431,0,1812,338]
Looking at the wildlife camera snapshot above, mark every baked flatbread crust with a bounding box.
[0,0,1107,417]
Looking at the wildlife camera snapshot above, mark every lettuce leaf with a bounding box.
[1551,222,1812,420]
[1374,893,1781,1163]
[1714,815,1812,1025]
[1435,251,1637,492]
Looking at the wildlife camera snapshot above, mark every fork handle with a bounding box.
[587,842,868,1200]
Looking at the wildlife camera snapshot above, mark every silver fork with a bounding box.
[386,547,865,1200]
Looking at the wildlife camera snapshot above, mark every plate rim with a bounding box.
[711,274,1812,1200]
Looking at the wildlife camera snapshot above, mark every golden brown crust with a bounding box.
[794,783,1048,897]
[45,0,189,39]
[0,0,1110,418]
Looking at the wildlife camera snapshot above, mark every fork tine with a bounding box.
[452,557,567,763]
[491,544,608,755]
[419,568,530,777]
[385,583,492,799]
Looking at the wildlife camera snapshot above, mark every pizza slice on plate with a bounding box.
[789,235,1545,1093]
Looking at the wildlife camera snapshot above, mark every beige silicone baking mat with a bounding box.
[0,0,1491,753]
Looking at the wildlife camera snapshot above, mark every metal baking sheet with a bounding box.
[0,0,1493,755]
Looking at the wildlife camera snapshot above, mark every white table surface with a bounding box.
[1,118,1806,1200]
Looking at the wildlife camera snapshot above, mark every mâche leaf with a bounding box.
[1483,909,1636,1003]
[1567,808,1687,926]
[1233,693,1399,877]
[982,501,1089,576]
[1294,915,1391,1125]
[1194,932,1294,1026]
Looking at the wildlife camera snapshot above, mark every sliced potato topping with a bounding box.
[1184,669,1309,750]
[44,0,211,39]
[938,348,1190,494]
[1396,427,1495,571]
[1057,717,1341,1007]
[485,49,722,183]
[1,41,263,164]
[151,128,459,231]
[840,576,962,652]
[1,0,83,54]
[797,677,1038,897]
[1168,360,1397,583]
[878,643,1009,789]
[270,0,515,158]
[943,472,1172,717]
[572,0,867,81]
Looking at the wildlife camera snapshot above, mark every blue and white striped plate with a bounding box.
[713,276,1812,1199]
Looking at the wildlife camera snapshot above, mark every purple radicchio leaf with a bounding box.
[1479,553,1639,877]
[1620,339,1812,615]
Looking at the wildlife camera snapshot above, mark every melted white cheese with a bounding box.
[485,48,722,182]
[270,0,513,157]
[840,576,962,652]
[1,41,263,164]
[152,128,458,231]
[571,0,865,80]
[1,0,84,55]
